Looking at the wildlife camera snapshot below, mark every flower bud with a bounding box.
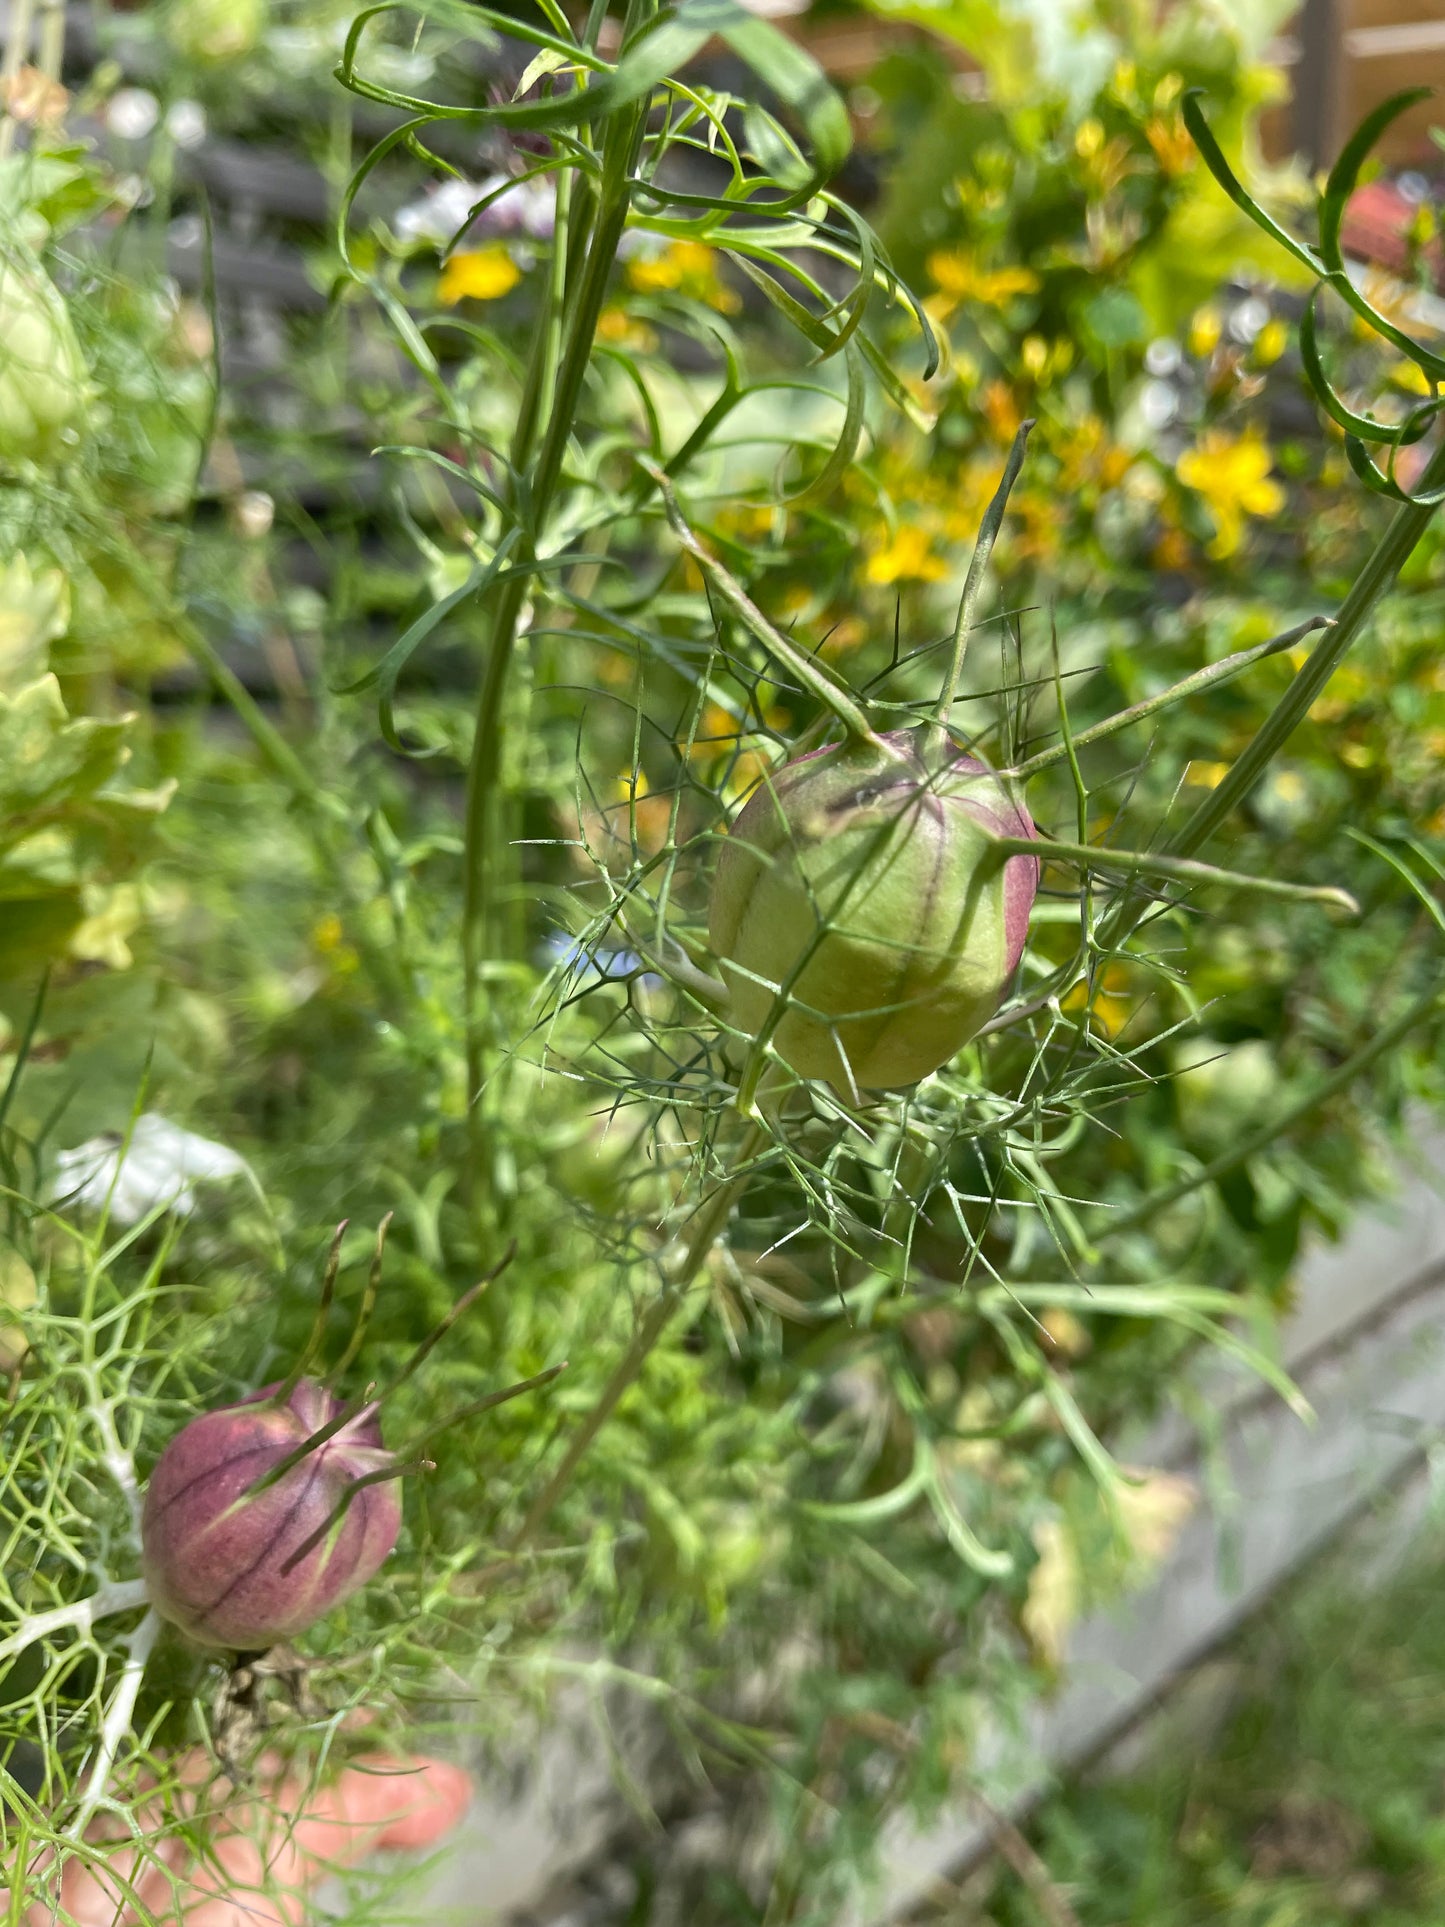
[141,1379,402,1651]
[708,725,1038,1091]
[0,242,90,469]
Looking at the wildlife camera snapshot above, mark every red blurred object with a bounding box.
[1340,178,1444,286]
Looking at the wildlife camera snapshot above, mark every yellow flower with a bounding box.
[980,378,1023,442]
[1175,427,1285,558]
[1184,759,1230,788]
[597,304,658,354]
[1062,962,1137,1038]
[1251,317,1290,367]
[1389,357,1434,397]
[1187,305,1221,358]
[312,913,345,954]
[438,245,521,304]
[1144,113,1194,177]
[626,239,740,313]
[926,248,1040,312]
[865,523,948,585]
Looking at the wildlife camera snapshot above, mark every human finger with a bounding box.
[176,1753,471,1927]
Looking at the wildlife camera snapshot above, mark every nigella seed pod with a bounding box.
[141,1380,402,1651]
[708,725,1039,1092]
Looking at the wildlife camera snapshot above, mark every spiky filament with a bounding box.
[927,418,1034,756]
[330,1211,392,1384]
[273,1221,347,1408]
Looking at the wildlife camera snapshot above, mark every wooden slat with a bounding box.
[1345,52,1445,163]
[1348,0,1445,30]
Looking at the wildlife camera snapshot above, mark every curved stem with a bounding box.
[0,1581,150,1667]
[68,1608,161,1842]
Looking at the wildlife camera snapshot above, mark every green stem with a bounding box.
[1009,614,1332,780]
[994,835,1357,913]
[1100,437,1445,947]
[461,16,655,1172]
[643,459,883,748]
[186,626,406,1004]
[89,499,408,1006]
[511,1118,767,1546]
[36,0,62,82]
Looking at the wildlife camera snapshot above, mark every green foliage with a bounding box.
[961,1508,1445,1927]
[0,0,1443,1919]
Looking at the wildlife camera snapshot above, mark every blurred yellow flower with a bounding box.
[626,239,740,312]
[438,246,521,303]
[980,378,1024,441]
[1252,318,1290,367]
[1389,357,1434,397]
[1176,426,1285,557]
[597,304,658,353]
[1144,112,1194,176]
[1184,759,1230,788]
[866,523,948,585]
[1062,962,1137,1038]
[926,248,1040,313]
[1152,526,1191,571]
[1187,305,1221,358]
[614,765,672,850]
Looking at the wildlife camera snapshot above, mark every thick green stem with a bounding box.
[511,1119,767,1546]
[461,22,655,1181]
[1100,437,1445,949]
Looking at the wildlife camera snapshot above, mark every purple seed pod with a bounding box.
[141,1379,402,1652]
[708,724,1039,1092]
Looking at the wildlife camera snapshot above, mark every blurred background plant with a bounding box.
[937,1489,1445,1927]
[1,0,1443,1921]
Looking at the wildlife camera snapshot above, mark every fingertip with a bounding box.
[341,1754,473,1851]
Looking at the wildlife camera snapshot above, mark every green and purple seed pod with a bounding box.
[141,1379,402,1652]
[708,725,1038,1092]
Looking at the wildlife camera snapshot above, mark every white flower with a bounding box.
[393,172,557,249]
[393,177,487,247]
[50,1115,250,1224]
